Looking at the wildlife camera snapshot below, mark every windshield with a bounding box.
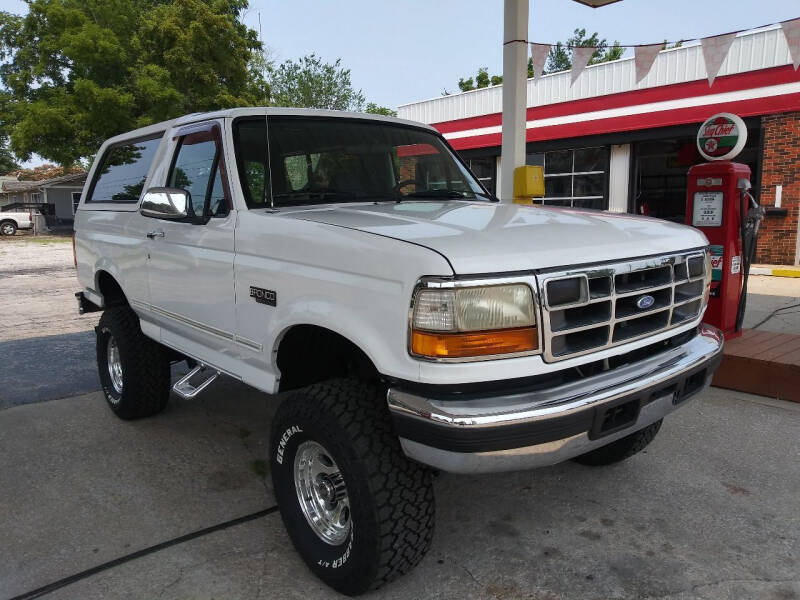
[233,117,492,208]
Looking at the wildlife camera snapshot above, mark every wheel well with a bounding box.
[1,218,17,225]
[96,271,128,308]
[276,325,380,393]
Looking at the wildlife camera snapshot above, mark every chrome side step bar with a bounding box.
[172,364,219,399]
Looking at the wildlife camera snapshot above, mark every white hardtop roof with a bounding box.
[104,107,434,147]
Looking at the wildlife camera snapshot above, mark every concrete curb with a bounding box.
[750,266,800,278]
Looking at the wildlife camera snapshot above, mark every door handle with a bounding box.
[146,230,165,239]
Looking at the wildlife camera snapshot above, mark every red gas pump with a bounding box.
[686,113,764,339]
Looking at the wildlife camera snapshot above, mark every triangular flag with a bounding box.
[530,43,550,81]
[701,33,736,86]
[634,44,661,84]
[781,18,800,70]
[570,46,595,85]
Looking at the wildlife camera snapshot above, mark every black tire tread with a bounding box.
[274,379,434,592]
[572,419,663,466]
[97,307,170,419]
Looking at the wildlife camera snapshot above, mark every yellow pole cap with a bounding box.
[513,165,544,203]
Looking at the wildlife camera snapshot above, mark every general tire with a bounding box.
[270,379,435,596]
[0,220,17,236]
[572,419,663,466]
[96,307,171,419]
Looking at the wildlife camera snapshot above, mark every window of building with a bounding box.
[72,192,81,214]
[526,146,608,209]
[632,131,759,223]
[87,135,162,203]
[30,192,41,203]
[464,157,497,196]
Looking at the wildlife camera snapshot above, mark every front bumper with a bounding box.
[387,324,723,474]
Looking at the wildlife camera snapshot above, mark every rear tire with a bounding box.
[0,221,17,236]
[270,379,435,595]
[96,307,171,419]
[572,419,663,466]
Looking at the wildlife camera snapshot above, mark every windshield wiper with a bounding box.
[402,189,468,200]
[273,188,355,203]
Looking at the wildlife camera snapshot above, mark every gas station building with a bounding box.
[398,25,800,265]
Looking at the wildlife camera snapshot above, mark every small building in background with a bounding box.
[0,172,87,227]
[398,26,800,266]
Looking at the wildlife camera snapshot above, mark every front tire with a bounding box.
[572,419,663,466]
[270,379,435,596]
[96,307,171,419]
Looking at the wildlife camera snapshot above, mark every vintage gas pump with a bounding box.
[686,113,764,339]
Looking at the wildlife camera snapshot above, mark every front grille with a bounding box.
[539,251,709,362]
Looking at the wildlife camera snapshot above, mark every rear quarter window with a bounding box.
[86,135,162,203]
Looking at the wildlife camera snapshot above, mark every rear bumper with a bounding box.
[387,324,723,474]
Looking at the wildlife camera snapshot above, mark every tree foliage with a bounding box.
[268,54,365,112]
[454,27,623,93]
[0,140,18,175]
[0,0,267,165]
[364,103,397,117]
[9,163,85,181]
[545,28,623,73]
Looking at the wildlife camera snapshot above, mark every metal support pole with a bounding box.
[500,0,529,202]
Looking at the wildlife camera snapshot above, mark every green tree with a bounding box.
[0,140,18,174]
[455,28,624,90]
[268,54,365,111]
[0,0,266,165]
[458,67,505,92]
[364,103,397,117]
[545,28,623,74]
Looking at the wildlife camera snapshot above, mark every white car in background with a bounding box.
[0,210,33,235]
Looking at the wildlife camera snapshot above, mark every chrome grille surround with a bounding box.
[538,249,711,362]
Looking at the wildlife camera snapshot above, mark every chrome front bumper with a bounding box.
[387,324,723,474]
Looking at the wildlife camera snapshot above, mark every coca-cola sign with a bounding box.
[697,113,747,161]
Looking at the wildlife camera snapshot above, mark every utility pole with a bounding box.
[500,0,529,202]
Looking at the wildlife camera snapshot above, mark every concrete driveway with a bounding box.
[1,238,799,599]
[2,380,799,600]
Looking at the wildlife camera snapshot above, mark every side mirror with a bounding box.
[140,188,190,220]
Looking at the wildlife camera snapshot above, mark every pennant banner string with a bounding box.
[505,18,797,48]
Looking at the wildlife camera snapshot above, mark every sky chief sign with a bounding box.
[697,113,748,162]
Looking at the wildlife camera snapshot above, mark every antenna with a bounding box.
[258,12,267,106]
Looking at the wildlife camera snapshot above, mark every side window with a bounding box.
[168,129,229,219]
[87,136,161,203]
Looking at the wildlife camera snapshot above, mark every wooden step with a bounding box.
[712,329,800,403]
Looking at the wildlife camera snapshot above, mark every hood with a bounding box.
[280,201,708,274]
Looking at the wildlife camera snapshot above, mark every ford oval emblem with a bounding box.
[636,294,655,310]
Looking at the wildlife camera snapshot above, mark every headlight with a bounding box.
[410,284,538,359]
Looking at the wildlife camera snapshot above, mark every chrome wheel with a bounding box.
[1,223,14,235]
[293,440,352,545]
[106,336,123,397]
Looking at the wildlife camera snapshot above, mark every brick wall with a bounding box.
[757,112,800,265]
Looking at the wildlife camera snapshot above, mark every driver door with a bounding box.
[143,121,237,357]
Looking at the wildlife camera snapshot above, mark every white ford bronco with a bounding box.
[75,108,723,595]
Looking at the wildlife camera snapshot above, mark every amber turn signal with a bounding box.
[411,326,538,359]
